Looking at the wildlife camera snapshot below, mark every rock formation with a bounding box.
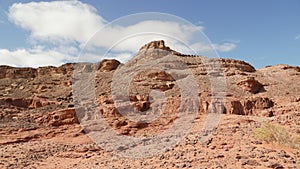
[0,40,299,168]
[139,40,172,51]
[98,59,121,72]
[237,77,264,94]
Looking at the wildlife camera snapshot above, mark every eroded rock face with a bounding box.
[139,40,172,51]
[227,97,274,116]
[248,97,274,110]
[98,59,121,72]
[237,77,264,94]
[147,71,175,81]
[0,97,54,109]
[0,63,75,79]
[0,66,37,79]
[220,59,256,73]
[130,95,151,112]
[36,108,78,126]
[0,40,299,168]
[229,101,245,115]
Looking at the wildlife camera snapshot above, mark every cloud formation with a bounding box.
[213,42,237,52]
[87,20,205,53]
[2,0,238,67]
[9,1,104,44]
[0,46,72,67]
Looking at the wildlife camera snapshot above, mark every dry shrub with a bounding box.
[255,122,299,149]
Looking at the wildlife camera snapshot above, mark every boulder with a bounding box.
[36,108,79,126]
[98,59,121,72]
[237,77,264,94]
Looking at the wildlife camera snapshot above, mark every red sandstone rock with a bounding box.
[98,59,121,72]
[0,40,299,168]
[36,108,78,126]
[237,77,264,94]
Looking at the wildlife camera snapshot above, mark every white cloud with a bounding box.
[79,52,133,63]
[213,42,237,52]
[8,0,105,44]
[91,25,197,53]
[189,42,237,53]
[4,0,238,67]
[7,0,208,53]
[0,46,74,68]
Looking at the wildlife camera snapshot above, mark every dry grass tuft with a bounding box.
[255,122,300,149]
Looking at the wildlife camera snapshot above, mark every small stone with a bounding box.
[236,155,242,159]
[249,153,256,158]
[216,154,224,158]
[267,162,284,169]
[247,160,260,166]
[260,157,269,162]
[241,159,248,165]
[181,163,186,168]
[278,150,290,158]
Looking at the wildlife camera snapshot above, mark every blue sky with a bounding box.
[0,0,299,68]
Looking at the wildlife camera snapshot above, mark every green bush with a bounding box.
[255,122,299,148]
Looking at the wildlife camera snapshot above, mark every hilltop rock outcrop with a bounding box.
[98,59,121,72]
[139,40,172,51]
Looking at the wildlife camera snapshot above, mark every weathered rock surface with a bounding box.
[36,108,78,126]
[228,97,274,116]
[0,63,75,79]
[0,96,54,109]
[139,40,172,51]
[0,40,299,168]
[237,77,264,94]
[98,59,121,72]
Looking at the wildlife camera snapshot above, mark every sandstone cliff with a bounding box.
[0,40,299,168]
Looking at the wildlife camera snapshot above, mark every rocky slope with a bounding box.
[0,40,299,168]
